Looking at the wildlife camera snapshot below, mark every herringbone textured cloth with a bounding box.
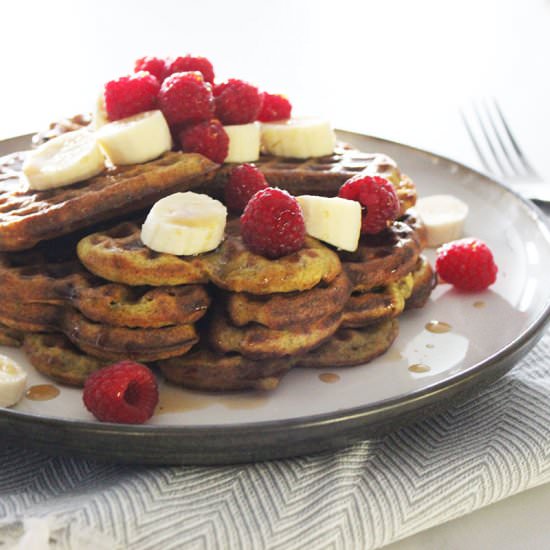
[1,327,550,549]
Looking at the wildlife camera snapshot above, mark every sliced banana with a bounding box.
[96,109,172,166]
[23,128,106,190]
[261,117,335,158]
[141,192,227,256]
[0,355,27,408]
[92,92,108,129]
[224,122,261,163]
[297,195,361,252]
[415,194,469,247]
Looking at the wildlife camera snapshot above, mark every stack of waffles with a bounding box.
[0,138,435,391]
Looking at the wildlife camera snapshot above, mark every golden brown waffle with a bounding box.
[157,344,292,391]
[78,220,342,293]
[225,271,351,329]
[341,220,422,292]
[24,333,105,386]
[295,318,399,369]
[210,144,417,215]
[0,151,218,251]
[209,306,343,359]
[61,310,198,362]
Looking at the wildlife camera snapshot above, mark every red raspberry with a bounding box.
[134,56,169,82]
[225,164,268,212]
[435,238,498,291]
[214,79,262,125]
[83,361,158,424]
[167,55,215,84]
[179,119,229,164]
[240,187,305,259]
[338,175,400,234]
[104,72,160,121]
[258,93,292,122]
[158,72,214,126]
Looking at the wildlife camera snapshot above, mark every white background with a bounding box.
[1,1,550,547]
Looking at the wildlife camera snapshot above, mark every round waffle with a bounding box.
[225,271,351,329]
[209,307,343,359]
[78,220,342,293]
[340,220,422,292]
[0,300,61,332]
[24,333,105,386]
[405,256,436,310]
[295,318,399,369]
[157,344,292,391]
[61,310,198,362]
[70,283,211,328]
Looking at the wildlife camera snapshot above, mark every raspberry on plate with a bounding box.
[240,187,305,259]
[179,118,229,164]
[214,79,262,125]
[338,174,400,234]
[104,72,160,121]
[435,238,498,291]
[258,92,292,122]
[134,56,169,82]
[158,72,214,126]
[83,361,159,424]
[167,55,215,84]
[225,163,268,212]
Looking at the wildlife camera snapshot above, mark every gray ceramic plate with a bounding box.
[1,130,550,465]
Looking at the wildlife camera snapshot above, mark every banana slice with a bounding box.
[23,128,106,190]
[261,117,336,158]
[96,109,172,166]
[224,122,261,163]
[141,192,227,256]
[0,355,27,408]
[92,92,108,129]
[297,195,361,252]
[415,194,469,247]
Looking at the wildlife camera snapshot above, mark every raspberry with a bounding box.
[179,119,229,163]
[258,93,292,122]
[225,163,268,212]
[214,79,262,125]
[83,361,158,424]
[158,72,214,126]
[167,55,215,84]
[435,238,497,291]
[104,72,160,121]
[134,56,169,82]
[240,187,305,259]
[338,175,400,234]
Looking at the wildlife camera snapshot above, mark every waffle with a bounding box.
[210,144,417,215]
[157,344,292,391]
[225,271,351,329]
[0,321,23,347]
[209,306,343,359]
[61,310,198,362]
[295,318,399,369]
[0,151,218,251]
[24,333,105,386]
[340,220,422,292]
[78,220,342,293]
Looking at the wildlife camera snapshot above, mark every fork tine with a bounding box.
[471,101,509,177]
[491,99,538,178]
[460,108,493,174]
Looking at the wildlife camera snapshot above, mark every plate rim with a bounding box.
[1,130,550,463]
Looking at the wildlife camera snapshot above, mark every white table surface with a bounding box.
[2,1,549,547]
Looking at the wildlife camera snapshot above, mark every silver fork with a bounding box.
[460,99,549,203]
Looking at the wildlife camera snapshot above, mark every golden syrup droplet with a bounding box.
[425,320,451,333]
[408,363,431,373]
[473,301,485,308]
[426,343,435,349]
[319,372,340,384]
[25,384,60,401]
